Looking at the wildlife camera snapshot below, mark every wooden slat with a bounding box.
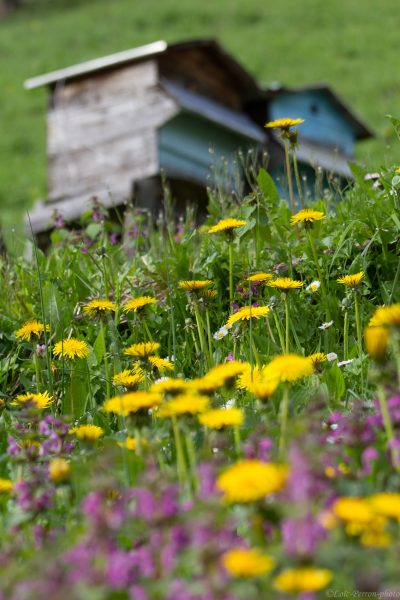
[47,88,178,154]
[51,61,158,108]
[48,130,159,201]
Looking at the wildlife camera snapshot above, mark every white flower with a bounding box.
[337,359,354,367]
[213,326,230,340]
[326,352,338,361]
[224,398,235,408]
[154,376,169,385]
[319,320,334,330]
[306,280,321,293]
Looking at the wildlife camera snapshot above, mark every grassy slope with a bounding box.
[1,0,400,225]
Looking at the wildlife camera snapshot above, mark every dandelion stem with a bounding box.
[284,293,290,353]
[233,425,241,457]
[33,352,42,393]
[70,369,75,417]
[228,241,234,305]
[283,138,296,212]
[205,309,214,366]
[100,320,111,400]
[377,385,399,471]
[185,429,198,492]
[273,310,286,353]
[354,292,363,359]
[292,151,305,208]
[343,310,349,361]
[134,427,143,458]
[143,319,153,342]
[279,382,290,456]
[172,417,188,491]
[194,303,211,369]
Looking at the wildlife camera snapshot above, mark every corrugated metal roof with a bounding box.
[24,40,168,90]
[161,80,266,143]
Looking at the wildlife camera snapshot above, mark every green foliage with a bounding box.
[1,0,400,229]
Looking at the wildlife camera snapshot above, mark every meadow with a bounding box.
[1,0,400,236]
[0,117,400,598]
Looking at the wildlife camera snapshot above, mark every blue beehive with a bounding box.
[260,83,374,197]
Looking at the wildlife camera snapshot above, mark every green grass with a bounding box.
[1,0,400,226]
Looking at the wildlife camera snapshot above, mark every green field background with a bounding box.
[1,0,400,227]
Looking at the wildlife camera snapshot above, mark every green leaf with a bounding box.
[93,329,105,365]
[323,364,345,402]
[85,223,103,240]
[257,168,279,203]
[236,218,256,237]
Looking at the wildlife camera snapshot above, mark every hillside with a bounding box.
[1,0,400,231]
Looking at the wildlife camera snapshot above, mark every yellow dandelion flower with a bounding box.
[150,378,189,395]
[250,377,279,402]
[290,208,326,226]
[364,326,389,360]
[53,338,90,360]
[396,167,400,175]
[205,361,247,386]
[265,118,304,130]
[268,277,303,291]
[49,458,70,484]
[246,272,273,283]
[337,271,364,288]
[369,303,400,327]
[216,460,288,503]
[207,218,246,234]
[308,352,327,367]
[124,342,160,358]
[15,320,50,342]
[112,369,144,389]
[187,376,222,395]
[0,478,13,494]
[123,296,156,312]
[369,492,400,520]
[156,394,209,418]
[273,567,332,593]
[263,353,313,383]
[237,362,278,400]
[226,306,270,328]
[117,436,148,452]
[222,548,275,578]
[178,280,213,291]
[70,424,104,442]
[199,408,244,429]
[360,528,391,548]
[104,392,161,416]
[200,288,218,300]
[332,497,374,524]
[83,299,116,316]
[148,356,174,372]
[12,391,54,409]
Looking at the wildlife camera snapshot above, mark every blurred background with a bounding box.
[1,0,399,235]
